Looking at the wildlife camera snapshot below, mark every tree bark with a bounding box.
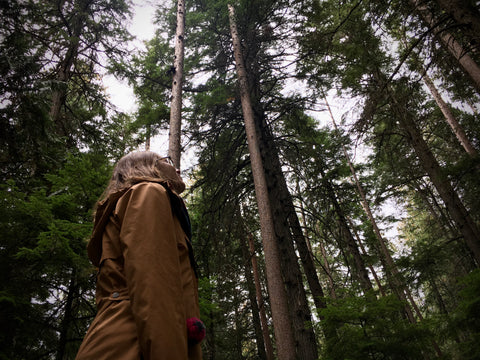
[316,230,337,299]
[411,0,480,93]
[295,179,330,313]
[228,5,296,359]
[390,87,480,265]
[421,72,478,157]
[321,169,373,292]
[256,118,318,360]
[435,0,480,49]
[244,233,275,360]
[56,270,77,360]
[168,0,186,169]
[325,95,418,317]
[241,236,267,360]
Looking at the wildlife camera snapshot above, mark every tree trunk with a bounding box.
[435,0,480,49]
[316,229,337,299]
[228,5,296,359]
[325,95,419,318]
[322,169,373,292]
[411,0,480,93]
[244,233,275,360]
[50,0,91,137]
[56,270,77,360]
[295,179,330,313]
[168,0,186,169]
[256,119,318,360]
[145,124,151,151]
[241,235,267,360]
[347,216,387,296]
[390,87,480,265]
[421,72,478,157]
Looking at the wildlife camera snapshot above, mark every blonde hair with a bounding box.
[100,151,176,203]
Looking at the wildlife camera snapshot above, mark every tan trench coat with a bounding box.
[76,181,202,360]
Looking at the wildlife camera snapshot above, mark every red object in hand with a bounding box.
[186,317,206,345]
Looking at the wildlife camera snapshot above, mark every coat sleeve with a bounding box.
[117,182,188,360]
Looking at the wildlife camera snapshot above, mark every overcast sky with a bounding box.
[103,1,156,114]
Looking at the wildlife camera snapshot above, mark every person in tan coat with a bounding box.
[76,151,203,360]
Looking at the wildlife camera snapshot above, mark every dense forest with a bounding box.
[1,0,480,359]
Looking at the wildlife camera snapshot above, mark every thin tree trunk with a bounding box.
[145,124,151,151]
[390,87,480,265]
[347,216,387,296]
[324,94,417,319]
[245,233,275,360]
[294,179,329,313]
[228,5,296,359]
[421,72,478,156]
[241,235,267,360]
[168,0,186,169]
[316,229,337,299]
[322,169,373,292]
[232,289,245,359]
[56,270,77,360]
[414,180,457,234]
[411,0,480,92]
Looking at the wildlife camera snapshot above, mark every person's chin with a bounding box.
[172,180,186,194]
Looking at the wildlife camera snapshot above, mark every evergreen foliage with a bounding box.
[1,0,479,358]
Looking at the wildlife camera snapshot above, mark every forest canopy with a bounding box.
[1,0,480,359]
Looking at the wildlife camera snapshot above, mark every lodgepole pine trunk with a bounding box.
[168,0,186,169]
[228,5,296,359]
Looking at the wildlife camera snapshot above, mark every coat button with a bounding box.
[112,292,120,298]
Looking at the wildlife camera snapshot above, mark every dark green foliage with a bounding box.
[0,153,112,359]
[2,0,480,358]
[320,294,429,360]
[0,1,135,358]
[448,270,480,359]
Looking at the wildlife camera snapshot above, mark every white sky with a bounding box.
[103,1,173,155]
[103,1,156,114]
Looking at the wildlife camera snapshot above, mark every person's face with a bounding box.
[157,156,186,194]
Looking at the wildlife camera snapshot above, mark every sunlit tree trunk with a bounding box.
[168,0,186,169]
[228,5,296,359]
